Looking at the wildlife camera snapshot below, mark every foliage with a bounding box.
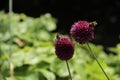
[0,11,120,80]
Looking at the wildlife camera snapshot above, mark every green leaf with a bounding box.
[6,72,39,80]
[40,13,57,31]
[109,44,120,55]
[40,69,55,80]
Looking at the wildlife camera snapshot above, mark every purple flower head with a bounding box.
[70,21,96,44]
[55,35,74,60]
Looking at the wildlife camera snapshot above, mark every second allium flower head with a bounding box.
[70,21,95,44]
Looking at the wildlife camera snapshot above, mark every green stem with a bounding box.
[9,0,14,77]
[9,0,13,57]
[86,43,110,80]
[66,60,72,80]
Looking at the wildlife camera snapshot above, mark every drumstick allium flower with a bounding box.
[55,35,74,80]
[55,35,74,60]
[70,21,95,44]
[70,20,110,80]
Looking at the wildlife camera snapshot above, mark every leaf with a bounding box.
[109,44,120,55]
[40,13,57,31]
[50,59,69,77]
[85,60,108,80]
[6,72,39,80]
[38,30,50,41]
[40,69,55,80]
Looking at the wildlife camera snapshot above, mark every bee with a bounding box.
[90,21,97,27]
